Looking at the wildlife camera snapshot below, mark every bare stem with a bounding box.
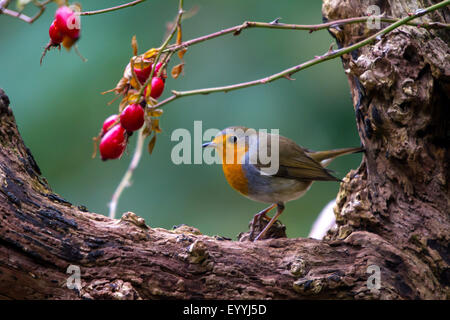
[138,0,184,97]
[108,127,146,219]
[80,0,146,16]
[153,0,450,109]
[0,0,145,22]
[0,0,51,23]
[164,15,450,53]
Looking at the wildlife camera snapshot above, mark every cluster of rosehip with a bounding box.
[47,5,80,50]
[98,61,166,160]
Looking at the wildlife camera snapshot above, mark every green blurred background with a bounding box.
[0,0,361,239]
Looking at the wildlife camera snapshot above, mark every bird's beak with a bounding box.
[202,141,216,148]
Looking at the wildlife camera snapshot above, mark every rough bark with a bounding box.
[0,0,449,299]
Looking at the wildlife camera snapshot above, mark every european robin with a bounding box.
[202,126,363,241]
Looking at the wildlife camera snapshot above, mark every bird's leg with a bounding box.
[254,203,285,241]
[252,203,277,227]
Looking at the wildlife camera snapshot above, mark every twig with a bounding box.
[108,127,146,219]
[137,0,184,97]
[80,0,146,16]
[109,0,184,219]
[0,0,145,23]
[164,15,450,54]
[0,0,51,23]
[153,0,450,109]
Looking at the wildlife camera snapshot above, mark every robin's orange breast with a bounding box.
[222,162,249,196]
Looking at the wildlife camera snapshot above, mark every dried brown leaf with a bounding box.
[114,77,129,95]
[178,48,187,60]
[176,25,182,45]
[132,35,138,56]
[148,135,157,155]
[171,63,184,79]
[142,126,152,137]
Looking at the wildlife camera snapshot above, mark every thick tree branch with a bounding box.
[0,0,448,300]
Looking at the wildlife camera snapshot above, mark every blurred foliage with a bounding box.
[0,0,362,239]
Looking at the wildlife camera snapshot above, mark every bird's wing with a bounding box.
[253,134,340,182]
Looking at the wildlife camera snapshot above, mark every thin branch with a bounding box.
[0,0,50,23]
[164,15,450,54]
[108,127,146,219]
[109,0,184,219]
[137,0,184,97]
[153,0,450,109]
[80,0,146,16]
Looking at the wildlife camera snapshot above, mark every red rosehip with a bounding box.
[134,61,166,84]
[55,6,80,39]
[49,20,63,44]
[120,104,145,132]
[154,62,166,79]
[146,77,165,99]
[134,61,152,84]
[99,125,126,160]
[102,114,118,135]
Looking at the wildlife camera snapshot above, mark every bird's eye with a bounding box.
[229,136,238,143]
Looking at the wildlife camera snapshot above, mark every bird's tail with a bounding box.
[307,146,364,167]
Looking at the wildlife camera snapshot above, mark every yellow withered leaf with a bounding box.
[171,63,184,79]
[144,48,158,60]
[148,135,157,155]
[144,84,152,100]
[127,92,141,104]
[151,118,162,133]
[134,56,152,70]
[129,77,140,90]
[129,59,141,89]
[148,109,163,117]
[176,25,182,45]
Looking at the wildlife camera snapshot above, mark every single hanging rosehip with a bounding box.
[41,5,82,64]
[102,114,119,135]
[55,5,81,50]
[120,104,145,132]
[99,125,127,160]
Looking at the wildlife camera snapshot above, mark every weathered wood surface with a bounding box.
[0,0,448,299]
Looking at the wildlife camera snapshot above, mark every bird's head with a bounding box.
[202,126,257,164]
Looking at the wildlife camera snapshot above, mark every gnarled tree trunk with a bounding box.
[0,0,448,299]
